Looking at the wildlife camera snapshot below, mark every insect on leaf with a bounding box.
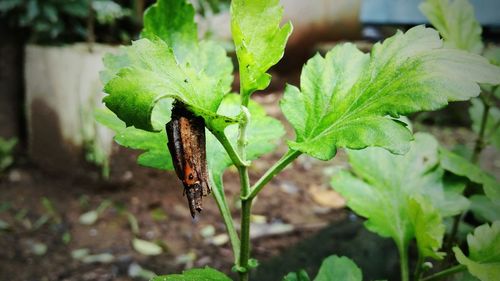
[166,102,211,218]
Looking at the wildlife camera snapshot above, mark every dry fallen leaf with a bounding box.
[308,184,346,209]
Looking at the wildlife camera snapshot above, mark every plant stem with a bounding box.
[471,94,491,163]
[236,106,252,281]
[446,88,494,252]
[421,265,466,281]
[398,243,410,281]
[211,129,248,167]
[244,149,301,200]
[210,177,240,263]
[239,196,252,281]
[413,254,424,281]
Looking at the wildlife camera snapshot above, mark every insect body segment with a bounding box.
[166,102,211,218]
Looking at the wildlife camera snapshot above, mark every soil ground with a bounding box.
[0,92,498,281]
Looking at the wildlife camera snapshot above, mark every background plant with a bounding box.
[97,0,500,280]
[324,1,500,281]
[0,0,132,44]
[0,137,17,173]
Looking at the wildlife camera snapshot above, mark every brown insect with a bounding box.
[166,102,211,218]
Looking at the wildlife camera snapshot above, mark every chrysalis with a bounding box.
[166,102,211,218]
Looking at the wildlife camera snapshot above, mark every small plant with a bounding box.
[0,137,17,173]
[97,0,500,280]
[0,0,131,44]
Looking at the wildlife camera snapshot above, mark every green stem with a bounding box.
[446,88,494,252]
[244,150,302,200]
[211,129,248,167]
[236,106,252,281]
[239,195,252,281]
[413,254,424,281]
[210,177,240,263]
[398,243,410,281]
[471,94,491,163]
[421,265,466,281]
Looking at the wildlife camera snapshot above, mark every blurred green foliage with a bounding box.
[0,137,16,173]
[0,0,132,44]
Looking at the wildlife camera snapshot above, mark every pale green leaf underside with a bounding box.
[141,0,197,62]
[439,147,500,201]
[231,0,292,97]
[151,267,232,281]
[94,99,173,170]
[453,221,500,281]
[281,25,500,160]
[420,0,483,53]
[313,255,362,281]
[332,133,455,260]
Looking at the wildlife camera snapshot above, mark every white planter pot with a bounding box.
[25,43,117,173]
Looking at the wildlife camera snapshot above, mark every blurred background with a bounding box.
[0,0,499,280]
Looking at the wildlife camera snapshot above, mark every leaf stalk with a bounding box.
[421,264,466,281]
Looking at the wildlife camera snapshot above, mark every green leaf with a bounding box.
[313,255,362,281]
[331,133,456,260]
[208,94,285,181]
[484,46,500,67]
[283,270,311,281]
[95,101,174,170]
[469,98,500,150]
[281,26,500,160]
[0,137,17,172]
[419,0,483,53]
[439,147,499,201]
[142,0,197,62]
[409,196,445,260]
[453,221,500,281]
[151,267,232,281]
[231,0,292,99]
[102,37,234,131]
[97,93,283,176]
[469,195,500,223]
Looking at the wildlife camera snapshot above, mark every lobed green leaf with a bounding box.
[151,267,232,281]
[332,133,464,260]
[102,0,233,132]
[283,256,362,281]
[94,100,174,170]
[231,0,292,99]
[439,148,499,201]
[313,255,362,281]
[281,26,500,160]
[141,0,197,62]
[453,221,500,281]
[420,0,483,53]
